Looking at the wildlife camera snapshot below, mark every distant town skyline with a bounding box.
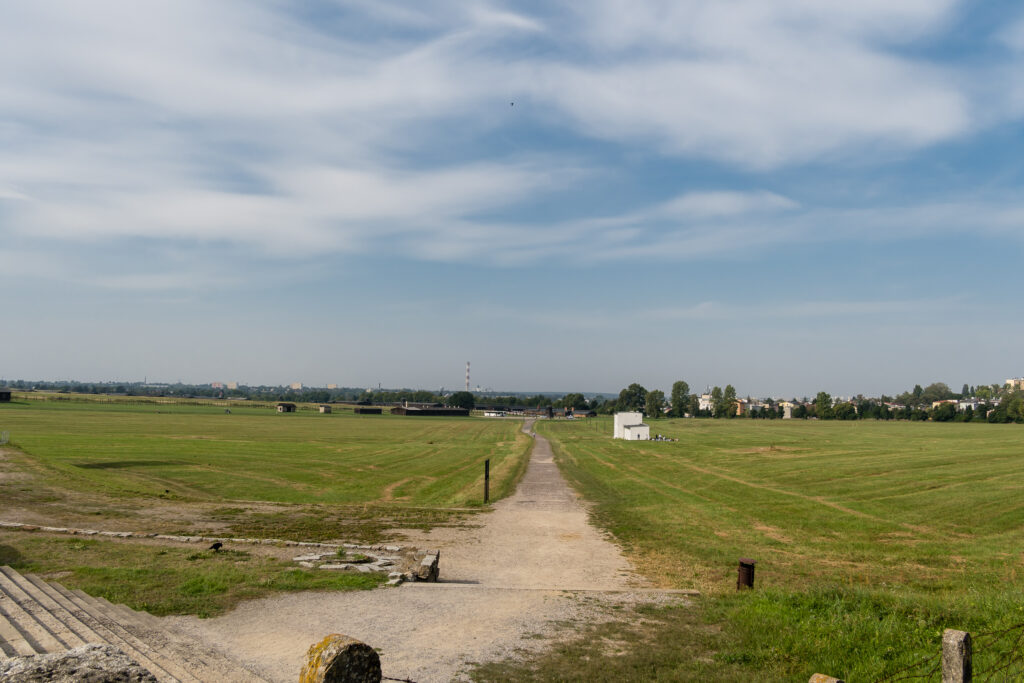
[2,2,1022,397]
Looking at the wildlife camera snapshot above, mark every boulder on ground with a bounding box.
[415,550,440,582]
[0,643,157,682]
[299,634,381,683]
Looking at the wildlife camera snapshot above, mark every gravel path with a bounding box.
[166,421,687,682]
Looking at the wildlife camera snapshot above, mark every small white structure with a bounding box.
[622,423,650,440]
[614,412,649,440]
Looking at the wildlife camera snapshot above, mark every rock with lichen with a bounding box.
[299,634,381,683]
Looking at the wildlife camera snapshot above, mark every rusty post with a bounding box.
[484,459,490,503]
[737,558,756,589]
[942,629,972,683]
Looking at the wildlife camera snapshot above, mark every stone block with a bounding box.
[299,634,381,683]
[0,643,158,682]
[415,551,440,582]
[941,629,971,683]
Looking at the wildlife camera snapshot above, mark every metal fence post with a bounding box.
[942,629,972,683]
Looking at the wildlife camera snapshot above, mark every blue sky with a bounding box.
[1,0,1022,398]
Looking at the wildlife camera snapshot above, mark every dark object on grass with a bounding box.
[209,542,223,551]
[737,558,756,589]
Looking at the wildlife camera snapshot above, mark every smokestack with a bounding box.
[466,361,470,392]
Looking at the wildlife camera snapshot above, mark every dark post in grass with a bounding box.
[737,558,756,590]
[941,629,971,683]
[484,459,490,503]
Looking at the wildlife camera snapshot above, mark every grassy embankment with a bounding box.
[474,418,1024,682]
[0,399,531,615]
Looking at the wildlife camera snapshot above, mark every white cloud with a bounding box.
[537,0,969,167]
[0,0,1021,288]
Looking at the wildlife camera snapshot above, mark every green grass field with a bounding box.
[0,399,531,615]
[0,399,528,506]
[475,417,1024,682]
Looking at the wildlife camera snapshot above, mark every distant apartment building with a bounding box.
[698,393,713,412]
[327,383,338,390]
[226,382,238,390]
[210,381,224,389]
[290,382,303,390]
[1006,378,1024,391]
[779,401,795,419]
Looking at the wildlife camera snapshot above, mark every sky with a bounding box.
[1,0,1023,398]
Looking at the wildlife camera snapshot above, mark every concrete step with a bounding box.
[76,593,270,682]
[0,567,271,682]
[0,567,87,651]
[67,590,257,682]
[0,602,40,657]
[44,580,196,683]
[16,573,181,682]
[0,566,111,652]
[0,577,67,654]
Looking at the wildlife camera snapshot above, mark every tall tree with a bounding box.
[723,385,738,418]
[560,392,588,409]
[617,383,647,412]
[920,382,952,404]
[670,380,690,417]
[646,389,666,418]
[447,391,475,410]
[710,386,723,417]
[815,391,834,419]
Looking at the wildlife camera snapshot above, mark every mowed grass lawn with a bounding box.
[510,418,1024,682]
[0,400,531,616]
[0,400,529,506]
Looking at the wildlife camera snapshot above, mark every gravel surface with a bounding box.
[165,421,690,682]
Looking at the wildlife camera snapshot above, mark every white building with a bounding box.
[614,412,649,440]
[622,423,650,440]
[698,394,713,412]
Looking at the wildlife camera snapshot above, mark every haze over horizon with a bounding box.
[2,1,1022,398]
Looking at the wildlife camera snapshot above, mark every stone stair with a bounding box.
[0,566,270,682]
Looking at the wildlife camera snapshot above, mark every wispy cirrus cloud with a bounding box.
[0,0,1022,292]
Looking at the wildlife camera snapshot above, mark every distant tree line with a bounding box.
[597,379,1023,424]
[7,377,1021,424]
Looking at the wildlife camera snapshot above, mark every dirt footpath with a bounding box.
[167,422,686,682]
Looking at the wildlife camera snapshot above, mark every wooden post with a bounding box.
[942,629,972,683]
[484,459,490,503]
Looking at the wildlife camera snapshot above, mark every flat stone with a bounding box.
[298,561,317,568]
[294,554,323,562]
[39,526,68,533]
[319,564,349,571]
[0,643,158,682]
